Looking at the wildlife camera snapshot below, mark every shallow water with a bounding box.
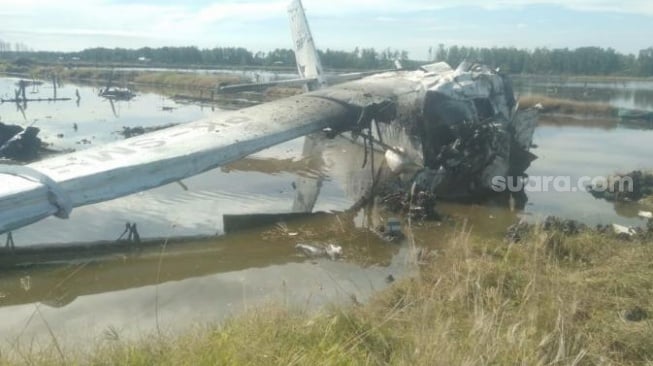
[513,75,653,111]
[0,75,652,350]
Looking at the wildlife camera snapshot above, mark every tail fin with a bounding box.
[288,0,327,91]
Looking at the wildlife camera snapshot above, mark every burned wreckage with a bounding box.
[310,61,537,213]
[0,0,536,235]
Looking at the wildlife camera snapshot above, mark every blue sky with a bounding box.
[1,0,651,59]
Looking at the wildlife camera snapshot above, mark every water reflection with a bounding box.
[1,76,653,348]
[0,77,210,152]
[0,127,421,347]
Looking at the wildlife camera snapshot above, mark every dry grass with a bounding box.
[31,67,241,93]
[520,95,617,118]
[3,227,653,365]
[131,71,239,90]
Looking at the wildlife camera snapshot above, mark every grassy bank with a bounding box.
[0,64,242,98]
[61,68,238,90]
[4,223,653,365]
[513,73,653,84]
[520,95,617,118]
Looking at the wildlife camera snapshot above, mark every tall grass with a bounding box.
[3,226,653,365]
[29,67,241,93]
[520,95,616,118]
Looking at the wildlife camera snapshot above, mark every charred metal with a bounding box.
[313,61,538,208]
[0,122,42,162]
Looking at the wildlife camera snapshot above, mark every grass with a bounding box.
[18,66,242,96]
[520,94,617,118]
[514,74,653,83]
[3,224,653,365]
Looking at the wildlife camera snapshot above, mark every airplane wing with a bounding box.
[0,93,355,235]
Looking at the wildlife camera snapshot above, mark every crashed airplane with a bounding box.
[0,0,537,235]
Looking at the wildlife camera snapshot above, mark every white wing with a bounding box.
[0,94,353,234]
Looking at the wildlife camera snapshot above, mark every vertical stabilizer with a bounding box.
[288,0,327,91]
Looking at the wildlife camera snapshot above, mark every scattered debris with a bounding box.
[0,123,42,162]
[376,186,440,222]
[325,243,343,260]
[612,223,636,238]
[374,217,405,243]
[295,243,324,257]
[117,124,178,138]
[506,216,587,243]
[639,211,653,219]
[295,243,342,260]
[587,170,653,203]
[100,87,135,101]
[543,216,587,235]
[506,215,653,244]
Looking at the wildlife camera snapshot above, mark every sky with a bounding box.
[0,0,652,59]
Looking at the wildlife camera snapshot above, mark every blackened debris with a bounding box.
[543,216,587,235]
[505,220,531,243]
[587,170,653,203]
[506,216,653,244]
[374,217,405,243]
[117,124,178,139]
[377,185,441,222]
[100,88,135,101]
[0,123,42,162]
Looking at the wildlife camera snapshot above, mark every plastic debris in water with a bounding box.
[638,211,653,219]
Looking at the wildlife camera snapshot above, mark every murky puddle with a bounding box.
[0,76,652,350]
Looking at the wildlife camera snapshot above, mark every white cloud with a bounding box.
[302,0,653,16]
[0,0,651,53]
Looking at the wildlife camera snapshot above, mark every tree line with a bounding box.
[429,45,653,76]
[0,44,407,70]
[0,40,652,76]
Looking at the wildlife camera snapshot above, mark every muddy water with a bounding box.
[0,76,652,350]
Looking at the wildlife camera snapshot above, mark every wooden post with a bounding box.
[19,80,26,102]
[52,74,57,100]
